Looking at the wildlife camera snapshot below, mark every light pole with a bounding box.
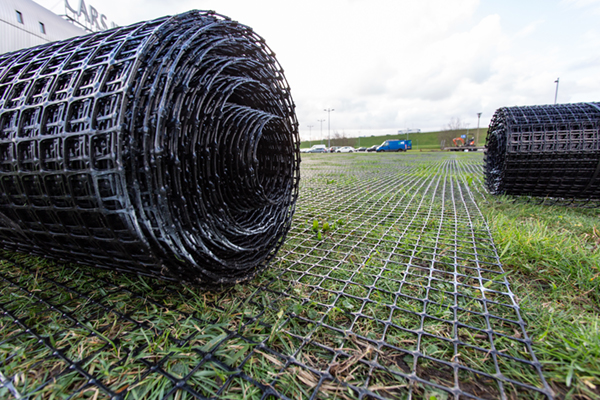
[554,78,559,104]
[317,119,325,144]
[307,124,314,145]
[476,112,482,147]
[324,108,334,148]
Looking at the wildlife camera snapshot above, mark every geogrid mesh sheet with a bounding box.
[0,153,553,399]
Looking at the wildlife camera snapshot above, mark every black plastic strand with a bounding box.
[485,103,600,200]
[0,11,300,285]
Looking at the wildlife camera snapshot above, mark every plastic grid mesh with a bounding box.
[0,153,553,399]
[485,103,600,201]
[0,11,300,285]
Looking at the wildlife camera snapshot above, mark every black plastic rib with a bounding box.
[485,103,600,200]
[0,11,300,285]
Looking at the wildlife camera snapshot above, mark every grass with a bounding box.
[0,152,598,399]
[478,198,600,399]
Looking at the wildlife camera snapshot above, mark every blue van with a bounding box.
[376,140,412,152]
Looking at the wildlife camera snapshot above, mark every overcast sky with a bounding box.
[34,0,600,141]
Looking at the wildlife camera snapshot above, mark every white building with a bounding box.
[0,0,85,54]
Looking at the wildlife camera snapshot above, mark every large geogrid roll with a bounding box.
[0,11,300,285]
[485,103,600,200]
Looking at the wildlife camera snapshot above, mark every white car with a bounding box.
[305,144,328,153]
[336,146,355,153]
[306,147,328,153]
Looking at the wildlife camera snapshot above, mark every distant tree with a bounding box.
[444,117,465,131]
[439,117,468,147]
[331,131,353,147]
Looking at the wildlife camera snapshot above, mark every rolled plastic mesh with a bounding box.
[0,11,300,285]
[484,103,600,200]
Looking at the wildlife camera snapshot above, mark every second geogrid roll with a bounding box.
[484,103,600,200]
[0,11,300,284]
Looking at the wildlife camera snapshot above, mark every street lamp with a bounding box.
[324,108,334,148]
[554,78,559,104]
[317,119,325,144]
[476,112,482,147]
[307,124,314,144]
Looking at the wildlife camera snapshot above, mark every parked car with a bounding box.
[336,146,355,153]
[306,144,328,153]
[376,139,412,152]
[366,145,378,152]
[356,147,367,152]
[329,146,341,153]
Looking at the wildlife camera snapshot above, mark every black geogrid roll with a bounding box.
[0,11,300,285]
[484,103,600,200]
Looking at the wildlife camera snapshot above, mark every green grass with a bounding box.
[300,128,489,150]
[479,196,600,399]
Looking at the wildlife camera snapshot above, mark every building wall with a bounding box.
[0,0,85,54]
